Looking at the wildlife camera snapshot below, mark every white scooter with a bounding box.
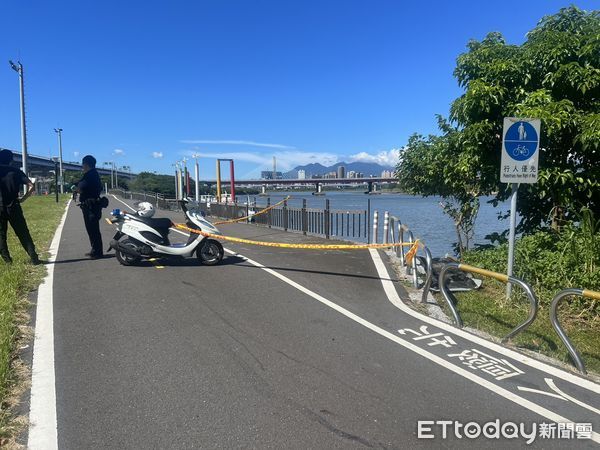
[108,199,224,266]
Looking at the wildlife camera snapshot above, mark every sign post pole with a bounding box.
[500,117,541,298]
[506,183,518,298]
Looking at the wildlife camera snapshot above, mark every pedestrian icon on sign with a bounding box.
[518,122,527,140]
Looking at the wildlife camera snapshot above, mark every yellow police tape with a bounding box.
[404,239,422,265]
[213,196,291,225]
[173,223,421,251]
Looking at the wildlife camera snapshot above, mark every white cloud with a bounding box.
[73,151,80,157]
[152,152,163,159]
[349,148,400,167]
[113,148,125,156]
[180,139,296,150]
[183,150,338,173]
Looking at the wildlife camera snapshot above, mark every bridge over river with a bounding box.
[202,176,396,195]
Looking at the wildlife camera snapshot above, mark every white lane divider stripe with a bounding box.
[113,195,600,391]
[222,249,600,444]
[28,200,71,449]
[111,196,600,442]
[368,248,600,395]
[546,379,600,416]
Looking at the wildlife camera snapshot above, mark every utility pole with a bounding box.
[182,157,189,197]
[272,156,277,180]
[9,60,28,190]
[114,162,118,189]
[178,160,184,200]
[172,162,180,199]
[54,128,64,193]
[192,153,200,202]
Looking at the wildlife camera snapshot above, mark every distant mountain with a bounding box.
[285,161,393,178]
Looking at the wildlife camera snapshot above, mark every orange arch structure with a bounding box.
[216,159,235,203]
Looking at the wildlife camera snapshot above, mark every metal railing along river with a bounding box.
[109,189,181,210]
[201,197,368,241]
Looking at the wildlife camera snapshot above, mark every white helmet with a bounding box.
[137,202,155,218]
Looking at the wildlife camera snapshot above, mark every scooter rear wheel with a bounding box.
[197,239,224,266]
[115,238,142,266]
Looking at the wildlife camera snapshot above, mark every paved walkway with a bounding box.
[28,198,599,448]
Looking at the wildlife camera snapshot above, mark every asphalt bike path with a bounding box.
[148,202,599,436]
[34,198,599,448]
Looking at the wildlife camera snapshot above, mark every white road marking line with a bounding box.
[546,378,600,416]
[517,386,566,401]
[111,196,600,439]
[223,248,600,443]
[368,248,600,395]
[114,194,600,392]
[28,200,71,450]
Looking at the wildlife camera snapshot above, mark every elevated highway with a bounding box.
[0,148,135,179]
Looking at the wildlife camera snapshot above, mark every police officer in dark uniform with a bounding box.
[76,155,104,259]
[0,149,40,264]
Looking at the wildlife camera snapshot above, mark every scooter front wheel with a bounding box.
[197,239,224,266]
[115,238,142,266]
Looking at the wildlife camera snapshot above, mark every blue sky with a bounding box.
[1,1,597,179]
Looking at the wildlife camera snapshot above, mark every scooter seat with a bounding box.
[141,217,173,230]
[131,215,173,230]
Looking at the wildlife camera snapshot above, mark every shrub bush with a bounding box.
[463,220,600,319]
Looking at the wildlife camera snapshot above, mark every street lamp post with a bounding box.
[9,60,28,191]
[114,163,118,189]
[54,128,64,193]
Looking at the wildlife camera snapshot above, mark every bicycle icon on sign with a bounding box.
[512,145,530,157]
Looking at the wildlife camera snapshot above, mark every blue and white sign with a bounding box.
[501,118,541,184]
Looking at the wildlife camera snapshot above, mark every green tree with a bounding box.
[397,6,600,245]
[397,119,482,255]
[129,172,179,197]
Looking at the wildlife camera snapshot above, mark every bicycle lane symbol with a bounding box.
[396,323,600,431]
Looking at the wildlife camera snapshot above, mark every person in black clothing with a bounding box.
[76,155,104,259]
[0,149,40,264]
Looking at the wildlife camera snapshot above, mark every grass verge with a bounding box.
[434,279,600,375]
[0,195,69,445]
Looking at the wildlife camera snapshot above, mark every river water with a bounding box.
[247,191,510,257]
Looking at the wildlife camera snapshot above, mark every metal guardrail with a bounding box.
[386,214,432,300]
[200,197,368,241]
[110,189,180,210]
[405,230,418,288]
[438,263,539,342]
[419,246,433,304]
[550,288,600,375]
